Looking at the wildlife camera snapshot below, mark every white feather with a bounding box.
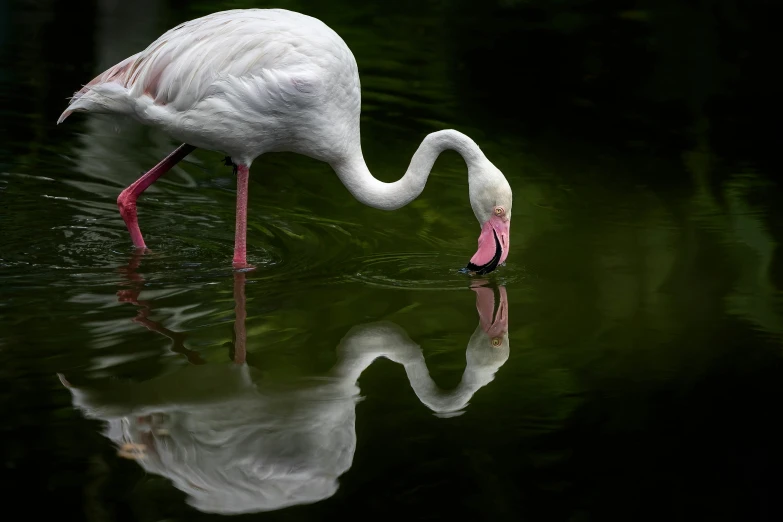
[60,9,359,166]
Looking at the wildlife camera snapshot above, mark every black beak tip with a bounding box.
[461,229,503,276]
[463,262,496,276]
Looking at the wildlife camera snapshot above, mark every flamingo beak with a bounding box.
[465,215,510,275]
[472,284,509,338]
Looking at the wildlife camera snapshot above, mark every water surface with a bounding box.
[2,1,782,521]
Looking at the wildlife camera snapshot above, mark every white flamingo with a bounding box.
[58,8,512,271]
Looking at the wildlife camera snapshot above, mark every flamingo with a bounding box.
[58,8,512,272]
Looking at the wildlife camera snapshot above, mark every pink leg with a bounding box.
[233,164,251,268]
[117,143,196,248]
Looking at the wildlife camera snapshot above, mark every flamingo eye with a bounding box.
[494,206,504,216]
[491,337,502,347]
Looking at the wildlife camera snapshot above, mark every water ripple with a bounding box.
[343,252,525,290]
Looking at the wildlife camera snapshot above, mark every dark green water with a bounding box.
[2,0,783,520]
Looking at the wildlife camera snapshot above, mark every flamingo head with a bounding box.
[465,160,512,275]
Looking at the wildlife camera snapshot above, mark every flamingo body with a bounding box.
[59,9,513,272]
[60,9,359,166]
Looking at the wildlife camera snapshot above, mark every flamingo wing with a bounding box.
[57,9,338,124]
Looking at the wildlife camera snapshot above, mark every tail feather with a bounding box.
[56,109,73,124]
[57,53,142,124]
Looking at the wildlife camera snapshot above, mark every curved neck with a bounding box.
[332,129,486,210]
[401,352,497,414]
[330,323,504,415]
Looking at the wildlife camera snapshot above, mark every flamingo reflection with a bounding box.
[60,264,509,514]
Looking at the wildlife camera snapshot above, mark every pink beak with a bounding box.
[465,215,510,275]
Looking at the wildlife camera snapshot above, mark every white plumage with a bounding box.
[61,9,358,164]
[59,8,513,271]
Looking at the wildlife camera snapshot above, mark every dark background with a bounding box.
[1,1,782,521]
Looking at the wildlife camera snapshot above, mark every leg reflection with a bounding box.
[116,251,205,365]
[233,271,247,365]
